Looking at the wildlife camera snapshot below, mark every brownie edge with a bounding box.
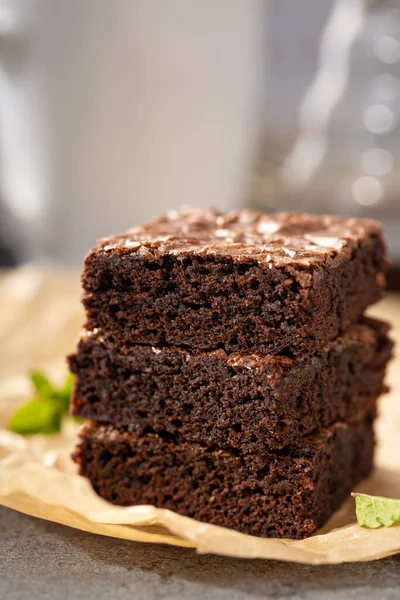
[73,417,374,539]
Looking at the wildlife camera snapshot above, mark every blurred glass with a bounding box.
[249,0,400,266]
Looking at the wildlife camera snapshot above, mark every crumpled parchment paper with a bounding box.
[0,266,399,564]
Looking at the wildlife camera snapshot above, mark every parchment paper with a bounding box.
[0,266,399,564]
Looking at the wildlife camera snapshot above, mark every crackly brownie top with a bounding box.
[93,207,382,266]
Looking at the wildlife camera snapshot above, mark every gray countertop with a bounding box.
[1,506,400,600]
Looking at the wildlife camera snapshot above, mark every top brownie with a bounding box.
[82,207,386,356]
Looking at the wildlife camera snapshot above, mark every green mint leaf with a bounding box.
[58,372,75,414]
[30,371,55,398]
[352,493,400,528]
[9,370,75,435]
[8,398,62,435]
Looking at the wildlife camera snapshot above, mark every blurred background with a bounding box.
[0,0,399,286]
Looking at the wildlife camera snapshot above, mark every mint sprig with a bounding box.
[352,493,400,528]
[9,371,76,435]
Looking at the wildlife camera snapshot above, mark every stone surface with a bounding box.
[1,506,400,600]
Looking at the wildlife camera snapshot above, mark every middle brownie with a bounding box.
[69,317,392,452]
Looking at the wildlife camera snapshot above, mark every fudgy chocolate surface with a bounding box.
[69,318,392,451]
[82,208,386,356]
[74,417,374,539]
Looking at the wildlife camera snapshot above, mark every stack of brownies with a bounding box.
[69,208,392,539]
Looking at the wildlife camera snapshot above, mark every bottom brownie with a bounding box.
[74,417,374,539]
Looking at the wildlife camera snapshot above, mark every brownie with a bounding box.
[68,318,392,452]
[74,416,375,539]
[81,208,386,357]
